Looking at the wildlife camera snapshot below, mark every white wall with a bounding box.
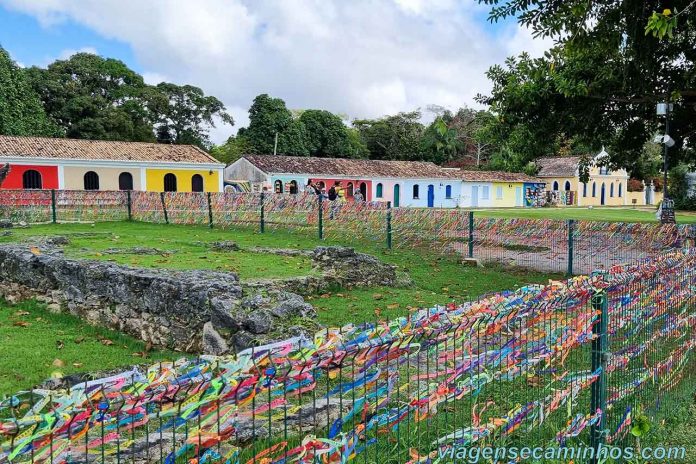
[459,182,493,208]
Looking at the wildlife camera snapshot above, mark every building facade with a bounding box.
[0,135,224,192]
[226,155,546,209]
[536,152,631,206]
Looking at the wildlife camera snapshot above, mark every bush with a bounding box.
[627,178,644,192]
[652,177,663,192]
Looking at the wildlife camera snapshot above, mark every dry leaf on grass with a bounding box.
[372,293,384,300]
[52,358,65,368]
[14,311,30,316]
[100,339,114,346]
[12,321,30,327]
[387,303,399,309]
[30,247,41,256]
[74,336,85,344]
[72,362,84,368]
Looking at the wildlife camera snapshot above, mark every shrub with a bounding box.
[627,178,644,192]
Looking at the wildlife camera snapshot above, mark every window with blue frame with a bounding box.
[618,183,623,197]
[376,183,383,198]
[482,186,490,200]
[445,185,452,199]
[496,186,503,200]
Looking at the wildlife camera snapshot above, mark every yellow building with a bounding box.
[459,170,545,208]
[0,135,224,192]
[536,152,632,206]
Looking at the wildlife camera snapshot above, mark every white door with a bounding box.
[471,185,479,207]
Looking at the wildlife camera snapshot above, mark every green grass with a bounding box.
[0,298,177,394]
[0,221,558,327]
[476,206,696,223]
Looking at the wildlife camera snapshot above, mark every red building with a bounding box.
[308,178,371,200]
[1,164,59,190]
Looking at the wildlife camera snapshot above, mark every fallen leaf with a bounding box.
[30,247,41,256]
[100,339,114,346]
[52,358,65,368]
[74,336,85,344]
[320,293,331,299]
[56,340,64,350]
[14,310,30,316]
[72,362,84,368]
[13,321,30,327]
[372,293,383,300]
[387,303,399,309]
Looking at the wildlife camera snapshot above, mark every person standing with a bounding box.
[328,185,339,219]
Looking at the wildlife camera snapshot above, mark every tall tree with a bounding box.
[25,53,154,141]
[244,94,309,155]
[298,110,353,157]
[478,0,696,173]
[0,47,60,137]
[150,83,233,149]
[353,111,425,160]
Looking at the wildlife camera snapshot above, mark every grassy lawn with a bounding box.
[0,298,177,394]
[475,205,696,223]
[0,221,558,328]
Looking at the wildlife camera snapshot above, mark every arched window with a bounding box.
[118,172,133,191]
[618,183,623,197]
[564,181,571,191]
[347,182,354,197]
[445,185,452,199]
[191,174,204,192]
[289,180,298,194]
[274,180,283,193]
[592,182,596,197]
[164,173,177,192]
[376,183,383,198]
[413,184,420,199]
[583,183,587,197]
[84,171,100,190]
[610,183,614,197]
[553,181,559,191]
[22,170,42,189]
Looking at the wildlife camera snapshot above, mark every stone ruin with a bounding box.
[0,239,406,356]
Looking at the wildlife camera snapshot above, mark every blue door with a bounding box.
[393,184,400,207]
[471,185,479,207]
[515,187,523,207]
[601,184,606,205]
[427,185,435,207]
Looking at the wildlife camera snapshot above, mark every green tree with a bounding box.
[150,83,233,149]
[478,0,696,173]
[245,94,309,155]
[25,53,154,141]
[421,117,461,164]
[0,47,60,137]
[298,110,353,157]
[353,111,425,160]
[210,134,254,164]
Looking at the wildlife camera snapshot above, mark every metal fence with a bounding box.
[0,189,691,274]
[1,250,694,463]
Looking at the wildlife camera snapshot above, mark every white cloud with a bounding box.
[0,0,550,144]
[57,46,98,60]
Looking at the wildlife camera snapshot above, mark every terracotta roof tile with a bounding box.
[535,156,580,177]
[243,155,461,179]
[0,135,221,165]
[458,170,542,183]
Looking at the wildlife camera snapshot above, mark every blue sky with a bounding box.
[0,0,548,143]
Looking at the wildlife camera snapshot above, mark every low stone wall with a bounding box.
[0,244,316,354]
[244,246,408,294]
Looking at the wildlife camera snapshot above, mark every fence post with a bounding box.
[318,195,324,240]
[468,211,474,258]
[567,219,575,276]
[207,192,213,229]
[126,190,132,221]
[590,289,608,464]
[51,189,57,224]
[159,192,169,224]
[259,191,265,233]
[386,201,392,249]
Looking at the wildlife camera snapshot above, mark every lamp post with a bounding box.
[656,101,676,224]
